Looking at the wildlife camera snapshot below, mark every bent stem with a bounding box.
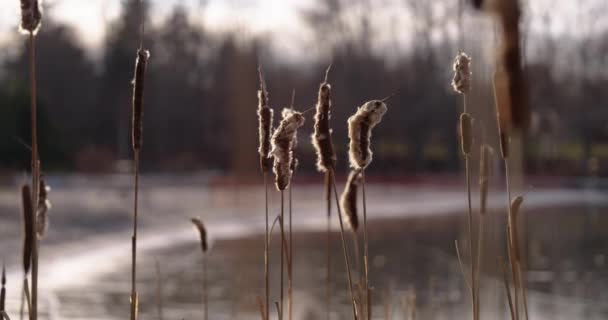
[329,169,359,320]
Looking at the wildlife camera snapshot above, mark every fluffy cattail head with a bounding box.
[20,0,42,35]
[131,49,150,151]
[257,72,274,172]
[479,145,494,214]
[452,52,471,94]
[311,72,337,172]
[347,100,388,170]
[36,176,51,239]
[271,109,305,190]
[190,217,208,253]
[340,170,362,232]
[459,113,473,155]
[21,185,33,275]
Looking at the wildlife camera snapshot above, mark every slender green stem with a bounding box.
[329,170,358,320]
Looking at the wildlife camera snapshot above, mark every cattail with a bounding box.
[257,71,274,173]
[452,52,471,95]
[340,170,362,232]
[271,109,305,191]
[459,113,473,155]
[131,49,150,151]
[311,71,337,172]
[509,195,523,262]
[19,0,42,35]
[347,100,388,170]
[21,185,33,275]
[479,145,494,214]
[190,218,208,253]
[36,176,51,239]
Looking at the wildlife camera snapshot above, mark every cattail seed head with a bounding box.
[21,185,33,275]
[271,109,305,191]
[36,176,51,239]
[479,145,494,214]
[452,52,471,94]
[131,49,150,151]
[257,73,274,173]
[190,217,208,253]
[311,79,337,172]
[347,100,388,170]
[340,170,362,232]
[509,195,524,261]
[20,0,42,35]
[459,113,473,155]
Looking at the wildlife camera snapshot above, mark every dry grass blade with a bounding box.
[498,257,516,320]
[256,294,266,320]
[455,240,472,293]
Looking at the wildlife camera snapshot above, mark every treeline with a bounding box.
[0,0,606,176]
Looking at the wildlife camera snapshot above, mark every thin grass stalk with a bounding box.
[1,262,5,320]
[329,169,359,320]
[288,178,293,320]
[463,95,477,320]
[204,252,208,320]
[280,190,285,320]
[256,294,266,320]
[325,171,332,320]
[352,232,364,319]
[263,172,270,320]
[504,159,519,320]
[359,172,371,320]
[130,151,140,320]
[22,280,31,320]
[517,261,529,320]
[498,257,516,320]
[28,31,40,320]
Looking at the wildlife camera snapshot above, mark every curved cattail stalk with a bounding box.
[191,217,209,320]
[340,170,362,232]
[347,100,388,170]
[19,0,42,35]
[21,185,34,275]
[271,109,305,191]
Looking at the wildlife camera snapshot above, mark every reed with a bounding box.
[271,108,305,319]
[347,99,388,320]
[129,1,149,319]
[1,262,5,320]
[191,218,209,320]
[451,51,478,320]
[288,89,297,320]
[310,66,337,320]
[475,144,493,317]
[256,68,274,320]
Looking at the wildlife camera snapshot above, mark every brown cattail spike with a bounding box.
[311,69,337,172]
[347,100,388,170]
[271,109,305,191]
[21,185,34,275]
[452,52,471,94]
[340,170,362,232]
[460,113,473,155]
[257,69,274,173]
[190,218,208,253]
[509,195,524,262]
[131,49,150,151]
[36,176,51,239]
[479,145,494,215]
[20,0,42,35]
